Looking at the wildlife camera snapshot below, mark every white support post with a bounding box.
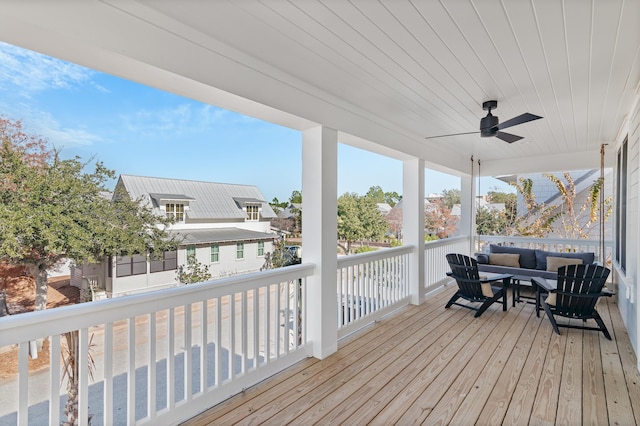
[302,126,338,359]
[460,175,476,255]
[403,158,425,305]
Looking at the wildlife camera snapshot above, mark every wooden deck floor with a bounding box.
[183,285,640,425]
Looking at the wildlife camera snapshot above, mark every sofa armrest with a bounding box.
[476,253,489,264]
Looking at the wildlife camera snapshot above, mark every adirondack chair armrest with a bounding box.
[532,277,554,292]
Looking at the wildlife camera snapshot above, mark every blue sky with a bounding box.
[0,41,510,202]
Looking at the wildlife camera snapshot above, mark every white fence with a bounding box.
[0,264,313,426]
[336,246,413,339]
[424,236,471,292]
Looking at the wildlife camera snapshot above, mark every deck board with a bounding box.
[182,286,639,426]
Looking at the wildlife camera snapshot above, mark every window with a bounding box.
[186,245,196,260]
[246,205,259,221]
[210,244,219,262]
[616,137,627,272]
[257,241,264,256]
[236,242,244,260]
[166,203,185,221]
[115,254,147,277]
[150,250,177,273]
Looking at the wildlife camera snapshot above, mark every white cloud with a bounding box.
[0,42,94,93]
[0,102,102,147]
[121,104,235,137]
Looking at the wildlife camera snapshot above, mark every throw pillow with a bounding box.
[490,244,536,269]
[489,253,520,268]
[546,256,582,272]
[546,292,556,306]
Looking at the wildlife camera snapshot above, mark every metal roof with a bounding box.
[118,175,277,220]
[173,227,275,245]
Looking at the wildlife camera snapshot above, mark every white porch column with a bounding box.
[403,158,425,305]
[460,175,476,255]
[302,126,338,359]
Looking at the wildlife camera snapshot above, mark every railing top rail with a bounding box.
[0,263,315,346]
[424,235,469,249]
[337,245,414,268]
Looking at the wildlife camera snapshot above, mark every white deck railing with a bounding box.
[424,236,471,292]
[0,264,313,426]
[336,246,413,339]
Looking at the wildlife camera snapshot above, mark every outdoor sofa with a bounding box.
[475,244,595,281]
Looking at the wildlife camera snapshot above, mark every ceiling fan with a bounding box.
[424,100,542,143]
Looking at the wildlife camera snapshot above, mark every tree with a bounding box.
[545,173,612,239]
[365,185,401,207]
[337,193,388,254]
[507,177,558,237]
[176,254,212,284]
[269,197,287,212]
[0,117,177,311]
[385,205,403,239]
[441,188,461,209]
[424,198,458,238]
[289,190,302,204]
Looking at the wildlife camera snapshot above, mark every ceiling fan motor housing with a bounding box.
[480,113,499,137]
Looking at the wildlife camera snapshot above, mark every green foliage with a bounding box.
[545,173,612,239]
[337,192,389,254]
[289,190,302,204]
[0,116,177,310]
[476,206,509,235]
[365,185,401,207]
[508,178,558,237]
[441,188,461,209]
[424,234,439,242]
[354,245,376,254]
[270,197,287,211]
[176,254,212,284]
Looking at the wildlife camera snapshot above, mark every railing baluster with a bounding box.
[78,327,89,425]
[253,289,259,366]
[167,308,175,410]
[264,288,270,364]
[17,342,28,426]
[148,312,157,420]
[49,335,60,426]
[128,317,135,425]
[184,304,192,401]
[229,294,236,379]
[201,300,208,392]
[242,290,248,372]
[104,322,113,425]
[215,297,221,386]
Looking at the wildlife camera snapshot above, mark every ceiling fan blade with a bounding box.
[496,112,542,130]
[424,131,479,140]
[495,131,523,143]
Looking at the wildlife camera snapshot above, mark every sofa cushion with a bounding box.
[546,256,583,272]
[490,244,537,269]
[534,250,595,271]
[489,253,520,268]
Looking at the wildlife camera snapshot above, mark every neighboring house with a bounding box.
[71,175,277,297]
[376,202,392,216]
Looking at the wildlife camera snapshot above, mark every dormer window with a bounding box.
[166,203,185,221]
[246,205,259,221]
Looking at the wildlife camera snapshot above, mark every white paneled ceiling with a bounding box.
[0,0,638,176]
